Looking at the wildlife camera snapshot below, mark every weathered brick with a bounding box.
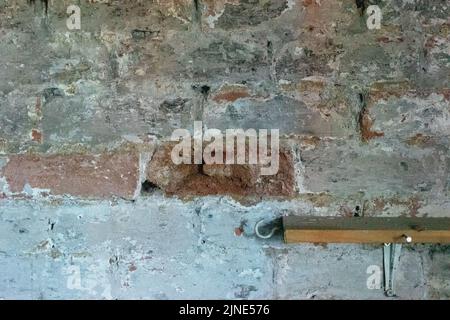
[211,0,289,29]
[300,138,448,200]
[146,142,296,198]
[212,84,251,103]
[365,86,450,146]
[0,152,140,199]
[204,93,355,137]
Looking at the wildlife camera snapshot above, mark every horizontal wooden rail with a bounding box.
[283,216,450,244]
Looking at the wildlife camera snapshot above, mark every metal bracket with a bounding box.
[383,243,402,297]
[282,216,449,298]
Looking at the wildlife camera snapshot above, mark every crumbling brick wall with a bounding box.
[0,0,449,299]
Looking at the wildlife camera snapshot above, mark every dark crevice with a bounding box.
[354,206,361,217]
[28,0,48,14]
[267,40,273,60]
[356,0,366,16]
[357,91,368,140]
[48,219,55,231]
[141,180,160,194]
[192,84,210,100]
[358,93,365,103]
[200,85,210,97]
[192,0,202,25]
[198,160,207,177]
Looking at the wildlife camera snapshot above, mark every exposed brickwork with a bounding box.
[1,151,140,199]
[147,142,296,198]
[359,106,385,142]
[0,0,446,206]
[212,84,251,103]
[0,0,449,300]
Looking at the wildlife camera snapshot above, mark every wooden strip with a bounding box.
[283,217,450,244]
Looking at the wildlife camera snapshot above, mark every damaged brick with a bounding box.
[212,84,251,103]
[146,142,296,199]
[358,92,384,142]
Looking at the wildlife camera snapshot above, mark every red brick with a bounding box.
[359,107,385,142]
[1,152,140,199]
[31,129,43,143]
[212,84,251,103]
[146,142,296,199]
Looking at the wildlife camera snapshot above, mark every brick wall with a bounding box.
[0,0,449,299]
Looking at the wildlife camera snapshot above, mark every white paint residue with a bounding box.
[135,151,153,199]
[23,183,51,198]
[239,269,263,279]
[206,9,225,29]
[0,177,11,194]
[283,0,297,13]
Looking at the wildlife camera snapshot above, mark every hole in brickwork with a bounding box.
[200,85,211,96]
[141,180,160,195]
[192,84,211,98]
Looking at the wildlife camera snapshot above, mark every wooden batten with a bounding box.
[283,216,450,244]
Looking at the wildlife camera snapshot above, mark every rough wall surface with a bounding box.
[0,0,449,299]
